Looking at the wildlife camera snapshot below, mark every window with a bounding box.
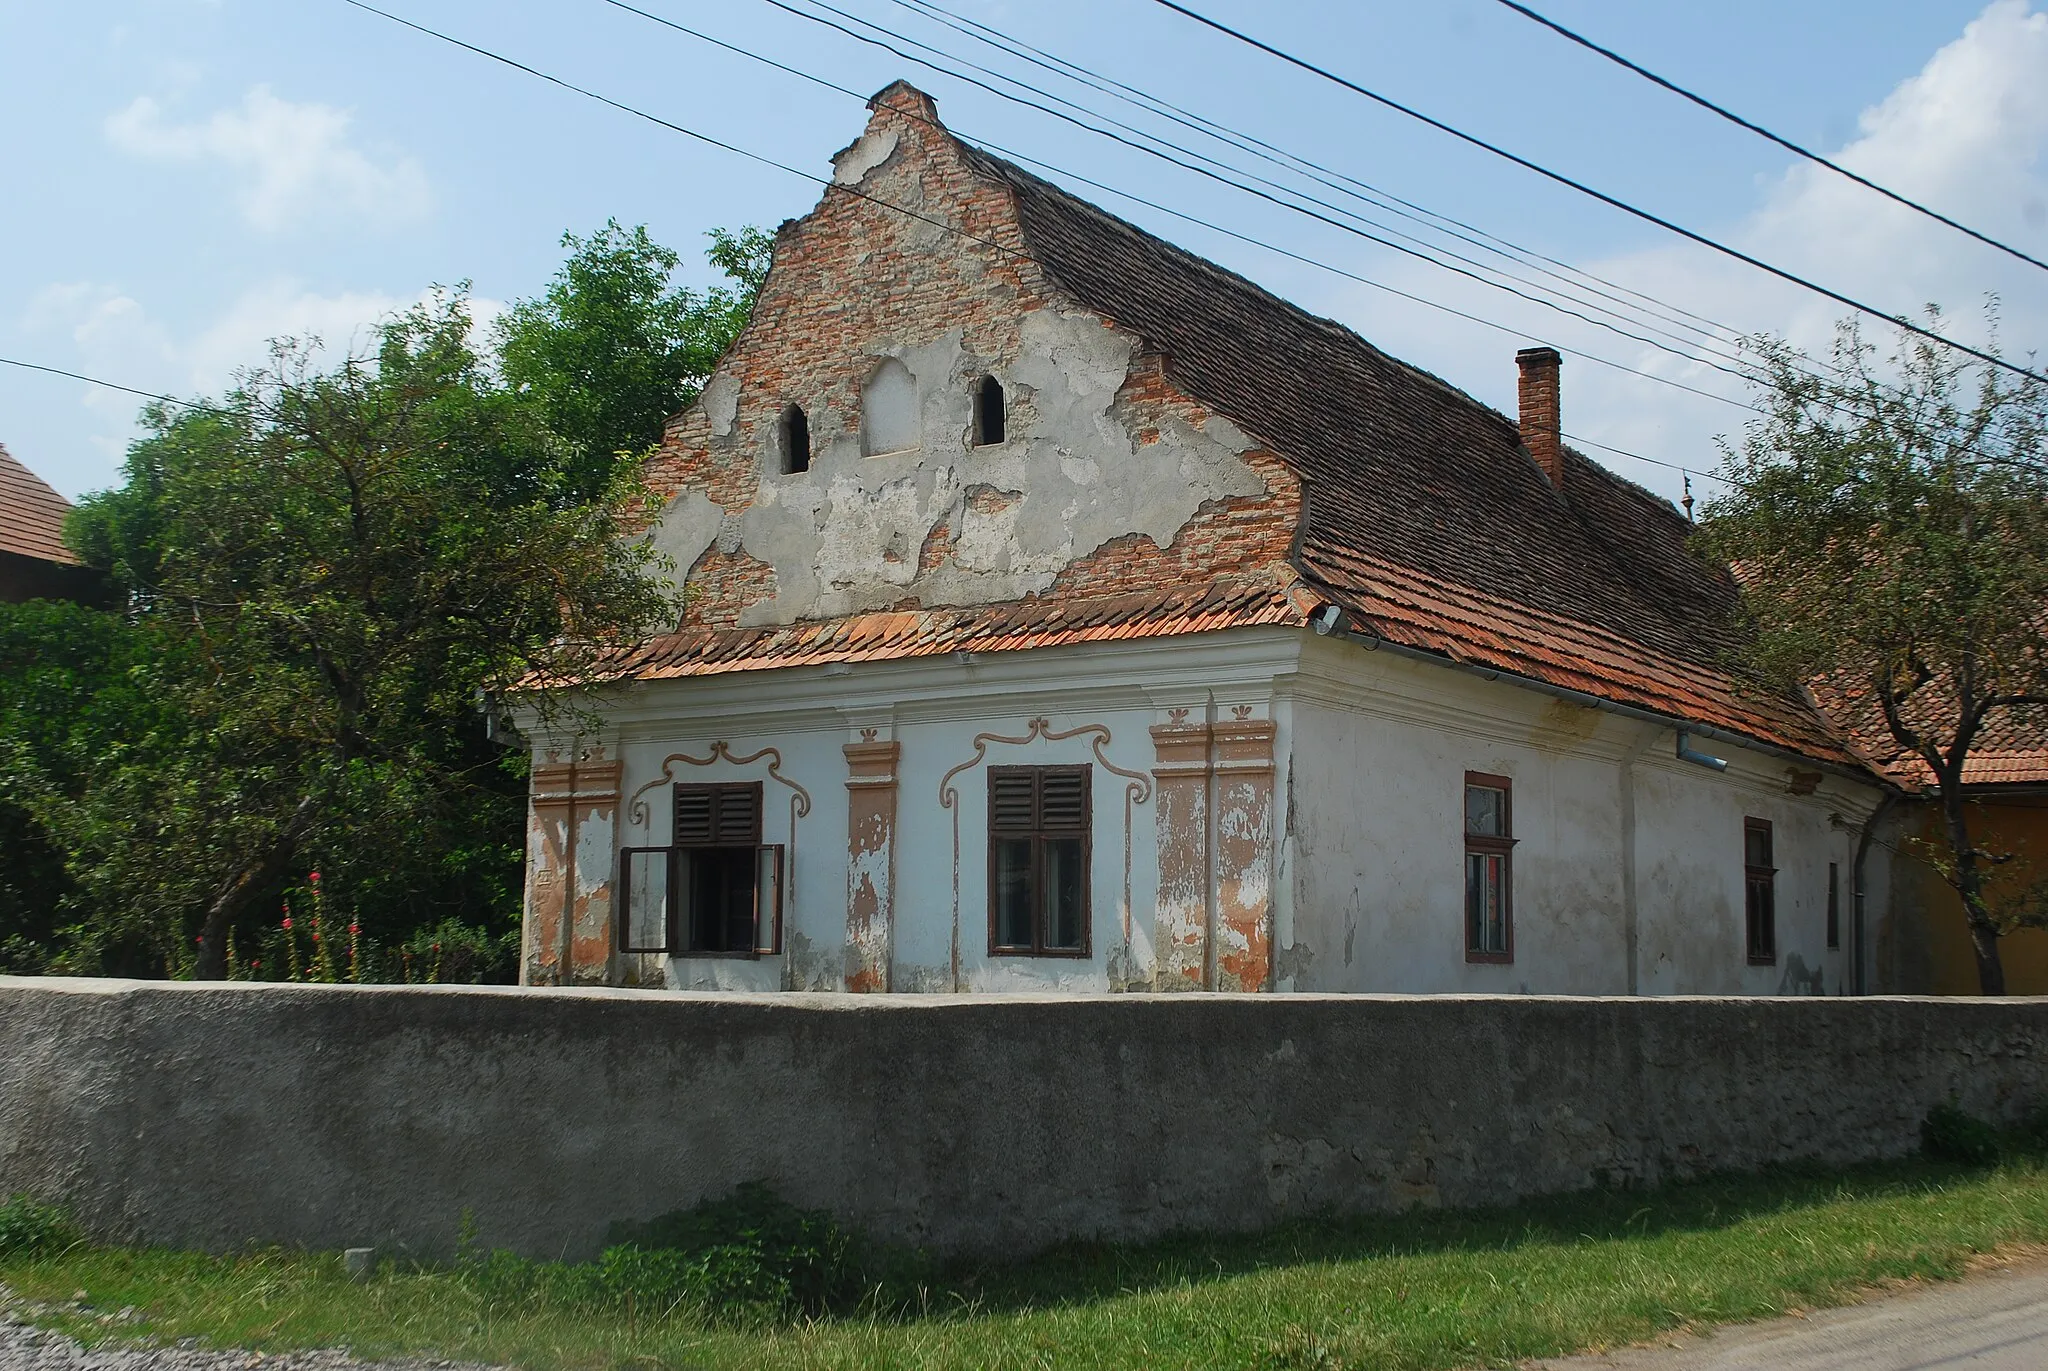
[1464,773,1513,962]
[988,765,1090,956]
[617,782,784,957]
[778,404,810,474]
[1745,818,1776,964]
[861,357,919,455]
[972,375,1005,446]
[1826,860,1840,950]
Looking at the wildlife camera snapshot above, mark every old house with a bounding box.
[515,83,1893,996]
[0,443,102,606]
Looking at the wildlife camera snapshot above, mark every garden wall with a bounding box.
[1,977,2044,1261]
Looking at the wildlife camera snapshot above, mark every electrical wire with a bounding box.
[587,0,1762,416]
[755,0,1771,386]
[0,355,233,418]
[885,0,1750,352]
[1489,0,2048,276]
[1147,0,2047,387]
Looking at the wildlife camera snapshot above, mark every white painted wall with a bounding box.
[1281,635,1877,996]
[535,625,1885,997]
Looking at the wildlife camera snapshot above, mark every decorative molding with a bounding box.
[627,741,813,830]
[937,717,1153,990]
[622,742,813,988]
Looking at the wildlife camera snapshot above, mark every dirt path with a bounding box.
[1529,1259,2048,1369]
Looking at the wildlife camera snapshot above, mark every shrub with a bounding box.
[1922,1101,2001,1165]
[606,1181,877,1321]
[0,1195,79,1257]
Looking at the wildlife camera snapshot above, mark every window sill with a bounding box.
[988,947,1092,960]
[1465,951,1514,965]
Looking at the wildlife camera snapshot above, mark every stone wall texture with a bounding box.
[2,977,2044,1261]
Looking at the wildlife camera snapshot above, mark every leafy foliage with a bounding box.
[0,1195,78,1258]
[457,1183,896,1326]
[1922,1101,2003,1166]
[1698,311,2048,993]
[497,221,772,498]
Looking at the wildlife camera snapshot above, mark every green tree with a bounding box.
[497,221,772,497]
[49,291,675,978]
[1698,313,2048,994]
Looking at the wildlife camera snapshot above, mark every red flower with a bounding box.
[282,917,293,930]
[309,871,322,884]
[250,961,262,970]
[349,924,360,935]
[195,935,204,945]
[311,932,322,942]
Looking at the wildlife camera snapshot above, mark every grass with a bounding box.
[9,1159,2048,1370]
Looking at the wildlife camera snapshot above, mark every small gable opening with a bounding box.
[973,375,1006,447]
[861,358,919,456]
[778,404,811,474]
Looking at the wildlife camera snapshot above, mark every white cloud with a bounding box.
[105,85,431,232]
[1315,0,2048,506]
[19,280,502,487]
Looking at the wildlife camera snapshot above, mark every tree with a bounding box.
[497,221,772,498]
[51,291,675,978]
[1698,313,2048,994]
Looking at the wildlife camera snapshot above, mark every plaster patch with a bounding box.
[702,373,740,439]
[832,125,900,186]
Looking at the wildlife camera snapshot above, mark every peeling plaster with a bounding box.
[652,309,1268,626]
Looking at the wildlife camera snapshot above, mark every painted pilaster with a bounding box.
[521,745,624,987]
[1151,711,1213,990]
[843,734,901,993]
[1212,713,1277,992]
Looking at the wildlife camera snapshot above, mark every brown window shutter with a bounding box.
[1040,768,1089,831]
[674,786,715,845]
[989,770,1037,833]
[715,784,761,845]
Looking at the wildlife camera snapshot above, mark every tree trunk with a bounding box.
[1943,790,2006,996]
[193,795,320,979]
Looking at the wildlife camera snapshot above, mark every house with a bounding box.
[513,83,1891,996]
[0,443,103,606]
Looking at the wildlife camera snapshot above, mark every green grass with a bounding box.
[9,1160,2048,1370]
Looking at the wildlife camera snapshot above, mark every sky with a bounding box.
[2,0,2044,508]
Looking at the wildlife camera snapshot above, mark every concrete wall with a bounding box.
[2,977,2043,1263]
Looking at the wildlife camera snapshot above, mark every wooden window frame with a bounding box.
[986,764,1093,959]
[1463,771,1515,964]
[614,781,784,959]
[1745,817,1777,965]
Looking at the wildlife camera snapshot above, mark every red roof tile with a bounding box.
[0,443,77,565]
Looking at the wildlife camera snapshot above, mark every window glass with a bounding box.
[683,847,758,954]
[1465,785,1506,837]
[1467,851,1507,955]
[992,837,1034,948]
[624,850,669,951]
[1043,836,1086,950]
[1745,821,1773,869]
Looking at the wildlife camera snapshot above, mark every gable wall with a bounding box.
[641,86,1302,630]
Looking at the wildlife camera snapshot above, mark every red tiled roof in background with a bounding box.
[0,443,78,565]
[1820,676,2048,790]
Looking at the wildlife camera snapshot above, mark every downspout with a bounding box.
[1851,792,1899,997]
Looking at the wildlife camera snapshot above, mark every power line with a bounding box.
[757,0,1771,386]
[589,0,1762,415]
[0,355,233,418]
[887,0,1749,351]
[1489,0,2048,276]
[1147,0,2047,387]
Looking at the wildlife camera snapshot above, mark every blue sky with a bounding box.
[4,0,2044,506]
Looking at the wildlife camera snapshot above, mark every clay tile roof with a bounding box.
[0,443,78,565]
[1817,676,2048,791]
[952,141,1865,770]
[617,576,1312,681]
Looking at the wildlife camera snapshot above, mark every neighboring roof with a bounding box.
[1821,676,2048,791]
[953,142,1862,768]
[617,576,1310,682]
[0,443,78,565]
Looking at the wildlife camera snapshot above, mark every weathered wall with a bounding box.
[2,978,2043,1263]
[1283,636,1878,997]
[642,84,1301,629]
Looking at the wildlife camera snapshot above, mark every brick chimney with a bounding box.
[1516,346,1563,488]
